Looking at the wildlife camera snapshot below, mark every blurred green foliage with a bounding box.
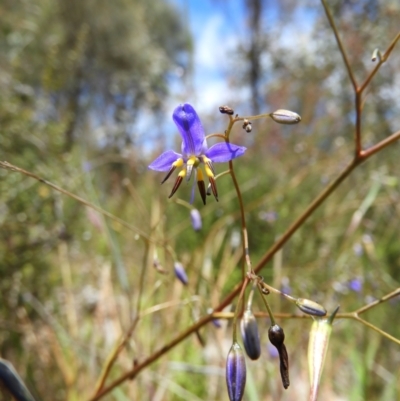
[1,0,400,400]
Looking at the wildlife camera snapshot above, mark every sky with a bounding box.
[138,0,317,151]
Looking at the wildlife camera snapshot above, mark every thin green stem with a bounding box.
[232,277,250,342]
[258,286,276,325]
[352,316,400,346]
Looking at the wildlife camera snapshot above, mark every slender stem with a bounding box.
[88,313,215,401]
[205,133,227,140]
[214,169,231,181]
[360,130,400,159]
[355,91,362,157]
[246,282,257,310]
[235,113,271,122]
[232,277,250,342]
[352,316,400,346]
[258,286,276,325]
[229,160,252,273]
[0,161,150,240]
[320,0,357,91]
[355,287,400,315]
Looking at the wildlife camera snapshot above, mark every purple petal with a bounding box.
[173,104,207,157]
[148,150,181,172]
[206,142,246,163]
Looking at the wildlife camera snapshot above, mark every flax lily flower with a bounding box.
[148,103,246,204]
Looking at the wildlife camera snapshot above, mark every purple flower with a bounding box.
[174,262,188,285]
[349,278,362,292]
[190,209,202,231]
[148,104,246,204]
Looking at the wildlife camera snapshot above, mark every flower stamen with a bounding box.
[169,169,186,198]
[161,158,184,184]
[197,168,207,205]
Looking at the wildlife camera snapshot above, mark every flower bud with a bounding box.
[219,105,234,115]
[308,306,339,401]
[371,48,381,62]
[226,342,246,401]
[268,324,285,347]
[296,298,327,317]
[174,262,188,285]
[270,109,301,125]
[240,310,261,360]
[190,209,202,231]
[0,357,36,401]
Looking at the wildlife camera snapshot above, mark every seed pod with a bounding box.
[308,306,339,401]
[219,105,234,115]
[268,325,290,389]
[296,298,327,317]
[270,109,301,125]
[240,310,261,360]
[173,262,188,285]
[245,123,252,133]
[226,342,246,401]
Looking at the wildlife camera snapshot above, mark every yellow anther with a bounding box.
[173,158,184,168]
[204,163,214,178]
[197,168,204,181]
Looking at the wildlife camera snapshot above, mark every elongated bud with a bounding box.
[240,310,261,360]
[371,48,381,62]
[296,298,327,317]
[226,342,246,401]
[308,306,339,401]
[174,262,188,285]
[270,109,301,125]
[0,358,36,401]
[190,209,202,231]
[268,325,290,389]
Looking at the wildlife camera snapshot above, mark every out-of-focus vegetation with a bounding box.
[0,0,399,400]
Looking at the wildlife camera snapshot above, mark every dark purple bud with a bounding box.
[240,310,261,360]
[190,209,202,231]
[219,105,234,115]
[174,262,188,285]
[295,298,327,317]
[268,324,285,347]
[226,342,246,401]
